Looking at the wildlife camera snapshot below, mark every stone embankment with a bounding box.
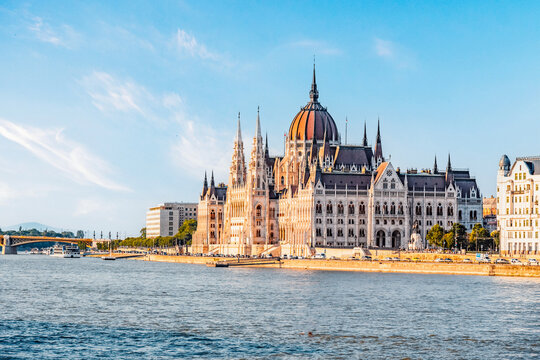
[140,255,540,277]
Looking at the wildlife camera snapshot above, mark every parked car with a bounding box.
[528,258,539,266]
[510,258,522,265]
[360,256,372,261]
[383,257,393,261]
[392,257,401,261]
[477,257,491,263]
[282,254,288,259]
[412,257,420,262]
[463,259,472,263]
[313,253,326,259]
[435,258,452,263]
[495,258,510,264]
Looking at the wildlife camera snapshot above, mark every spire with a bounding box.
[210,170,215,187]
[310,135,318,164]
[236,112,242,142]
[362,121,368,146]
[309,59,319,103]
[255,106,261,138]
[447,153,452,172]
[374,117,383,164]
[433,155,438,174]
[202,171,208,197]
[265,132,269,159]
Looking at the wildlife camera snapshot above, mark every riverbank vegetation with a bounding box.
[426,223,498,251]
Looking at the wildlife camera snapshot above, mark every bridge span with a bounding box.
[0,235,94,254]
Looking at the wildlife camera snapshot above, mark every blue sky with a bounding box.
[0,1,539,236]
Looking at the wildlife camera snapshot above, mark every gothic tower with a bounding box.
[229,113,247,187]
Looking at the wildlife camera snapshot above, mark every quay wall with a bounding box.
[141,255,540,277]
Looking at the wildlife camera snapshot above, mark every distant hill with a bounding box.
[2,222,63,232]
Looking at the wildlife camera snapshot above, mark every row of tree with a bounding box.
[0,227,85,239]
[110,219,198,249]
[426,223,499,251]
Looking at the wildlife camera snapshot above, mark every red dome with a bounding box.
[289,101,338,141]
[288,65,339,142]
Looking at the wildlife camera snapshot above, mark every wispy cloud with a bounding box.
[28,16,80,48]
[172,29,220,61]
[0,119,130,191]
[80,71,231,179]
[373,37,416,69]
[288,39,342,55]
[81,71,149,115]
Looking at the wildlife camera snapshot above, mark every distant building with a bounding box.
[146,202,198,238]
[497,155,540,255]
[483,196,497,232]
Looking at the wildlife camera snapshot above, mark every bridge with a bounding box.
[0,235,94,254]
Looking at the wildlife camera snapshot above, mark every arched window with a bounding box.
[337,202,344,215]
[459,210,462,220]
[256,205,262,217]
[256,229,261,237]
[327,202,333,214]
[426,203,432,216]
[316,202,322,214]
[383,180,388,189]
[391,230,401,248]
[359,202,366,215]
[316,228,322,236]
[376,230,385,247]
[383,202,388,215]
[337,228,343,237]
[210,210,216,220]
[375,202,381,215]
[348,202,355,215]
[326,228,333,237]
[416,203,422,216]
[437,203,443,216]
[390,202,396,215]
[398,202,404,215]
[447,205,454,216]
[280,176,284,185]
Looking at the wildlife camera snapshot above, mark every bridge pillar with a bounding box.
[1,235,17,254]
[2,245,17,254]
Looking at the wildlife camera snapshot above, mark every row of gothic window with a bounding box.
[316,228,366,237]
[316,201,366,215]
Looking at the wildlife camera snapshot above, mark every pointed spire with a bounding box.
[433,155,438,174]
[376,117,381,143]
[374,117,383,163]
[236,112,242,142]
[255,106,261,138]
[210,170,215,187]
[309,58,319,103]
[265,132,269,158]
[446,153,452,172]
[202,171,208,196]
[362,121,368,146]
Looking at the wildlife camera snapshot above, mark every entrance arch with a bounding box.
[391,230,401,248]
[376,230,385,248]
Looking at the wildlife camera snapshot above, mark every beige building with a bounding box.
[146,202,198,238]
[192,66,482,257]
[497,155,540,255]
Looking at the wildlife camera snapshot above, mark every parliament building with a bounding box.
[192,67,482,257]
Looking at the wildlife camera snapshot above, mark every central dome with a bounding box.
[288,66,338,142]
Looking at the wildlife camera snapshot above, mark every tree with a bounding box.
[426,224,445,248]
[140,227,146,239]
[174,219,197,246]
[491,230,500,250]
[76,230,85,238]
[469,223,490,251]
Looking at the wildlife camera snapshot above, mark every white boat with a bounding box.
[50,244,81,258]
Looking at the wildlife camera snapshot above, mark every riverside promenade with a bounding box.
[139,254,540,278]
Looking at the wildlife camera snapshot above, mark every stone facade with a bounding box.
[192,66,483,256]
[497,155,540,255]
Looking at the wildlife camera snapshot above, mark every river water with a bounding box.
[0,255,538,359]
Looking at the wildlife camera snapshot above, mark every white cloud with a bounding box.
[28,16,80,48]
[75,198,112,216]
[374,38,394,58]
[0,119,130,191]
[289,40,342,55]
[373,37,416,69]
[81,71,149,115]
[170,116,231,179]
[172,29,220,61]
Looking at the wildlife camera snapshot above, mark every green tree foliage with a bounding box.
[491,230,500,249]
[140,227,146,239]
[0,228,78,238]
[426,224,445,248]
[469,223,491,251]
[76,230,85,238]
[174,219,197,246]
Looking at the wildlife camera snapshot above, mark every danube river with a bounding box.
[0,256,538,359]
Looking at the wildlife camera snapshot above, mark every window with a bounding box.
[327,202,333,214]
[348,203,355,215]
[327,228,333,237]
[437,203,443,216]
[447,206,454,216]
[416,203,422,216]
[398,203,404,215]
[375,202,381,215]
[256,205,262,217]
[359,202,366,214]
[316,202,322,214]
[316,228,322,236]
[337,202,344,215]
[390,202,396,215]
[337,228,343,237]
[348,228,355,237]
[210,210,216,220]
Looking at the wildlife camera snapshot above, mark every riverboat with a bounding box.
[49,244,81,258]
